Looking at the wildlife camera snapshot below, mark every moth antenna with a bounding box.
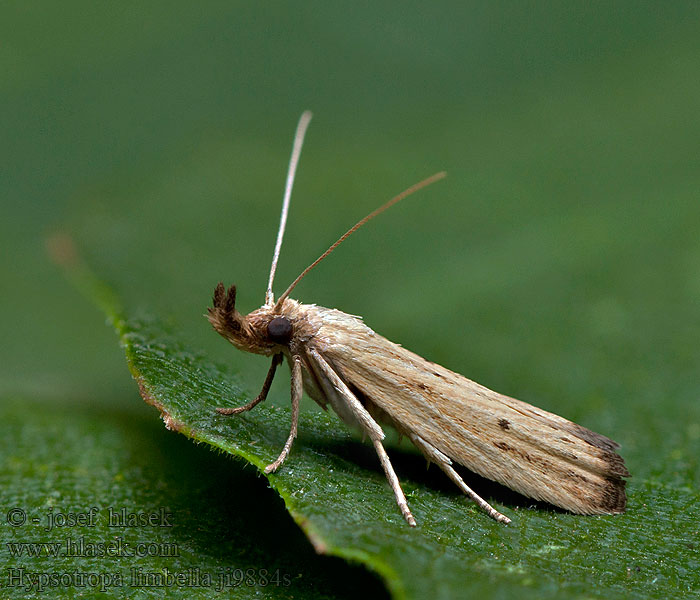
[274,171,447,310]
[265,111,314,306]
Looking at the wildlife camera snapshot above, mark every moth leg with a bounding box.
[371,438,417,527]
[264,354,302,474]
[409,433,511,524]
[216,353,283,415]
[309,349,417,527]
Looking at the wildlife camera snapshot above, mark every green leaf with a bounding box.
[57,243,699,600]
[0,395,386,599]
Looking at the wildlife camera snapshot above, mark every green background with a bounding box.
[2,2,699,598]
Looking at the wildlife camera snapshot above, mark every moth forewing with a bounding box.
[305,303,628,515]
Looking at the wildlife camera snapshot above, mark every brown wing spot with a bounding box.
[493,441,533,464]
[566,469,589,483]
[498,418,510,430]
[432,371,442,378]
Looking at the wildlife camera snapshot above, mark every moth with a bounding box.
[208,111,628,526]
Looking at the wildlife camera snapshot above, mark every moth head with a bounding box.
[207,282,294,355]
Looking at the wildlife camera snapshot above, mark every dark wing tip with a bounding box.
[567,422,629,512]
[568,423,630,477]
[571,423,620,452]
[599,476,627,513]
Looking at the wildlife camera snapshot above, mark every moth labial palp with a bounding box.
[207,111,629,527]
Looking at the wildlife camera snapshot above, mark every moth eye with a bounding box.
[267,316,293,344]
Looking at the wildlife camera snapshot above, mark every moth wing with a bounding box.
[307,306,628,514]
